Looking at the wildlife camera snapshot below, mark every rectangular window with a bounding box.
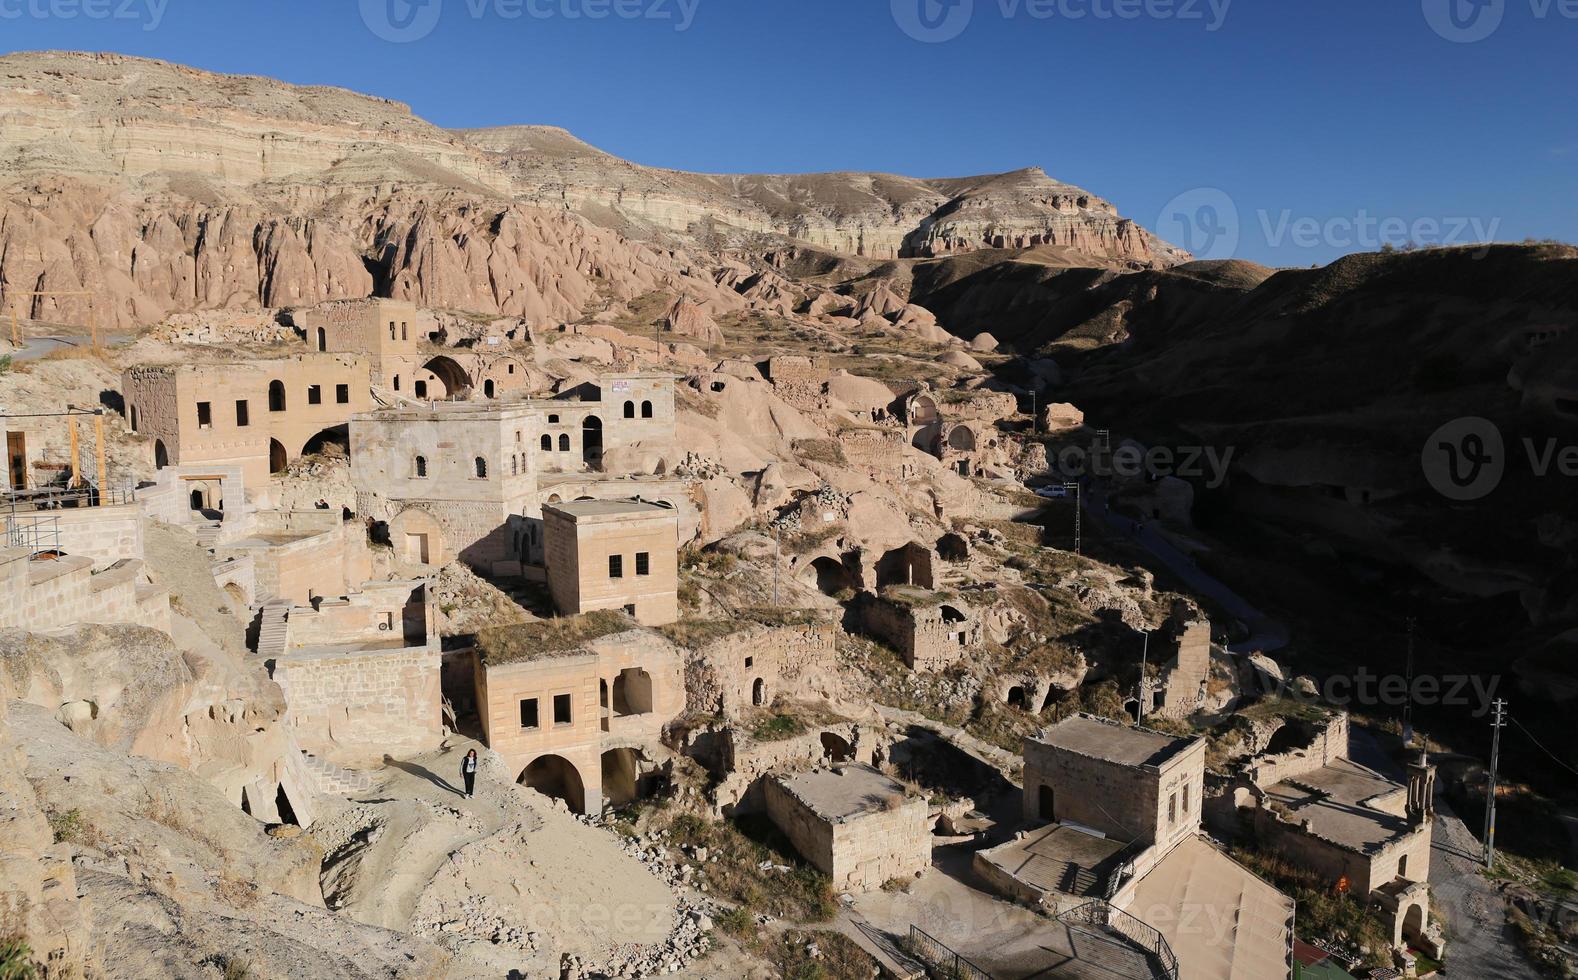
[389,322,396,340]
[1168,793,1178,825]
[1183,784,1190,814]
[235,400,249,427]
[745,656,754,669]
[401,322,408,340]
[520,698,539,729]
[635,552,650,576]
[553,693,572,725]
[307,385,322,406]
[609,554,623,579]
[196,401,212,429]
[336,384,349,405]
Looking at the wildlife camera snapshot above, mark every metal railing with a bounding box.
[3,483,136,512]
[1059,901,1179,980]
[3,513,59,558]
[905,926,993,980]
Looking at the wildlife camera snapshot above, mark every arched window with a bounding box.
[475,457,488,479]
[541,434,553,451]
[641,400,653,419]
[414,456,427,478]
[393,375,401,392]
[511,456,518,476]
[268,380,286,412]
[558,434,570,452]
[623,400,636,419]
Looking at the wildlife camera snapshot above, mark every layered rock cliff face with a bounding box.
[466,125,1187,264]
[0,51,1181,330]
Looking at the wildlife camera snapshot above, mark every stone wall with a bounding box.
[683,622,838,719]
[857,593,978,671]
[543,503,678,627]
[35,502,146,569]
[1248,803,1431,897]
[269,644,443,765]
[0,550,169,634]
[1244,712,1351,790]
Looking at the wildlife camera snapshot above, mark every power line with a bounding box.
[1509,715,1578,778]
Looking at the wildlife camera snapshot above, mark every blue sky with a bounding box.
[3,0,1574,266]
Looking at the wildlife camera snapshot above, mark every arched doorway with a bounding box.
[521,755,586,814]
[484,379,496,399]
[1007,686,1028,710]
[937,533,969,563]
[820,732,853,763]
[1038,785,1055,822]
[154,439,169,470]
[947,426,977,452]
[302,425,349,458]
[421,356,473,399]
[808,556,854,597]
[612,668,654,716]
[601,747,644,808]
[315,327,327,352]
[268,380,287,412]
[877,543,934,589]
[269,439,288,474]
[752,678,767,707]
[581,416,603,470]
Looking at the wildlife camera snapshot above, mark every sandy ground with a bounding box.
[313,736,679,977]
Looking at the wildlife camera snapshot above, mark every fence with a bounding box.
[1059,901,1179,980]
[905,926,993,980]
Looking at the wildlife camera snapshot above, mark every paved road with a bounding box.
[1082,489,1290,654]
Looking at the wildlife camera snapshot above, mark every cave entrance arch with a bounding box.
[269,439,288,474]
[601,747,646,809]
[421,356,473,399]
[807,556,854,597]
[820,732,853,763]
[521,754,586,814]
[302,425,350,458]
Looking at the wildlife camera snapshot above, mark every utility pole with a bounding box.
[772,525,781,606]
[1137,631,1151,725]
[1484,698,1507,869]
[1402,617,1417,746]
[1066,482,1083,554]
[93,410,108,502]
[1030,390,1037,434]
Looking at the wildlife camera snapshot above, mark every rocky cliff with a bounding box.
[0,51,1182,331]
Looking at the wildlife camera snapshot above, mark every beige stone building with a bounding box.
[0,547,170,635]
[1209,710,1443,964]
[543,500,678,627]
[472,619,685,814]
[290,298,533,401]
[763,764,931,892]
[263,580,442,766]
[349,372,686,573]
[976,715,1294,980]
[122,354,374,487]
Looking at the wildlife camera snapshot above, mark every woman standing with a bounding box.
[461,749,478,799]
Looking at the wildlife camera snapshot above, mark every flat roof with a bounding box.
[544,499,676,521]
[774,764,910,822]
[1263,758,1412,851]
[977,823,1129,898]
[1034,714,1200,769]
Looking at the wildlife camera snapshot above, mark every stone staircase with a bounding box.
[298,751,375,795]
[193,520,223,551]
[254,600,292,659]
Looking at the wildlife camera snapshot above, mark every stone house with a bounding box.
[763,764,931,892]
[263,580,442,766]
[290,298,533,401]
[542,500,679,627]
[472,620,685,814]
[856,588,980,671]
[1208,710,1443,964]
[681,619,838,719]
[349,373,685,573]
[122,354,375,487]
